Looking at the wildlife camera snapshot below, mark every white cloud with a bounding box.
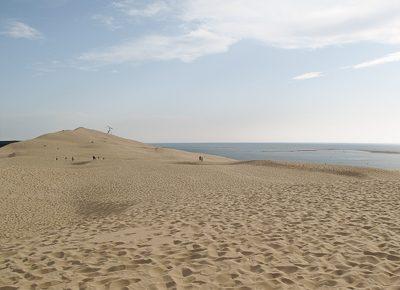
[81,0,400,64]
[92,15,121,30]
[293,72,323,80]
[352,51,400,69]
[3,21,42,39]
[177,0,400,48]
[80,28,235,63]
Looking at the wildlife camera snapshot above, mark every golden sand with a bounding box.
[1,128,400,289]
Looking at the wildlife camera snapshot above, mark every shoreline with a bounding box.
[156,143,400,170]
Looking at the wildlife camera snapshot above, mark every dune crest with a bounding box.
[0,127,230,163]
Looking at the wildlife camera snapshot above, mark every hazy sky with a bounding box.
[1,0,400,143]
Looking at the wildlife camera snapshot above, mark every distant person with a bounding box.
[93,156,96,160]
[199,156,204,162]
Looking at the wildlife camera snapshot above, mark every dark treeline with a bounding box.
[0,141,19,148]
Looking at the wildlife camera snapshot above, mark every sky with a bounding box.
[1,0,400,143]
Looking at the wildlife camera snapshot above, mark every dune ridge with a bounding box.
[1,128,400,289]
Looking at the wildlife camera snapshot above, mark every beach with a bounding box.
[1,128,400,289]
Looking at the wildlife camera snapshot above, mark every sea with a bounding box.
[154,143,400,170]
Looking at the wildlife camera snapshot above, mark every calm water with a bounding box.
[154,143,400,170]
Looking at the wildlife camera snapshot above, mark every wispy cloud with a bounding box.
[29,59,100,77]
[92,15,121,31]
[352,51,400,69]
[2,21,42,39]
[79,29,235,64]
[80,1,400,65]
[293,72,323,80]
[113,0,170,17]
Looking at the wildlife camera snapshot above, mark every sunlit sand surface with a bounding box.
[1,128,400,289]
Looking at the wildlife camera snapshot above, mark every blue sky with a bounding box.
[1,0,400,143]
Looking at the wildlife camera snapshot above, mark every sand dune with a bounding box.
[1,128,400,289]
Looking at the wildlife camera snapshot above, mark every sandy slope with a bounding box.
[1,128,400,289]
